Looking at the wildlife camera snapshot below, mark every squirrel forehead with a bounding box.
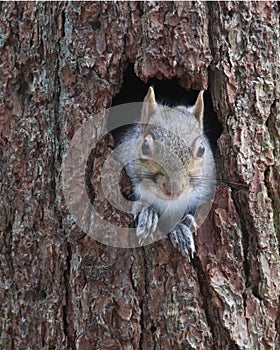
[145,105,202,141]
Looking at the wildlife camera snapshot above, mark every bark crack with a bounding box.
[129,248,151,350]
[53,6,76,348]
[139,248,150,350]
[193,256,239,350]
[264,98,279,243]
[63,242,76,350]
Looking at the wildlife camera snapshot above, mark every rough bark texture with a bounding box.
[0,2,279,350]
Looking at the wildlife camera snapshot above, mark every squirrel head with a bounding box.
[135,87,208,201]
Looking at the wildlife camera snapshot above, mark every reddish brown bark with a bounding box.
[0,2,279,349]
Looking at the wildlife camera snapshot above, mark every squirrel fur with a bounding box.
[117,87,215,258]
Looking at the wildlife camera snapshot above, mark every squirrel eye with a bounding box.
[196,143,205,158]
[141,139,151,156]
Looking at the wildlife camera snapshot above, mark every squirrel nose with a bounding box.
[163,181,184,197]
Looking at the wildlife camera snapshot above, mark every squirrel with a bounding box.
[116,87,215,258]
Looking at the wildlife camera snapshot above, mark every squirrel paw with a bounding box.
[169,223,195,259]
[183,214,198,231]
[136,207,158,244]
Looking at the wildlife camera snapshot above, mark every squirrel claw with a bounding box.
[136,207,158,244]
[169,223,195,258]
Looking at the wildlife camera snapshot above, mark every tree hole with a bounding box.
[110,63,222,153]
[86,64,223,233]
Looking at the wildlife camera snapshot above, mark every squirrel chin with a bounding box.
[139,183,188,202]
[158,191,183,201]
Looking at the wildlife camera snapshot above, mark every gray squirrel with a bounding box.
[117,87,215,258]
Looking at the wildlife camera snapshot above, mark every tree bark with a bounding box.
[0,2,279,350]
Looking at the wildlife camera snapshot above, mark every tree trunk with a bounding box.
[0,2,279,350]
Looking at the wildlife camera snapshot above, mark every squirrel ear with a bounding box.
[193,91,204,129]
[141,87,157,124]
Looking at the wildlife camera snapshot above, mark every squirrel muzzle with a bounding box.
[159,176,187,199]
